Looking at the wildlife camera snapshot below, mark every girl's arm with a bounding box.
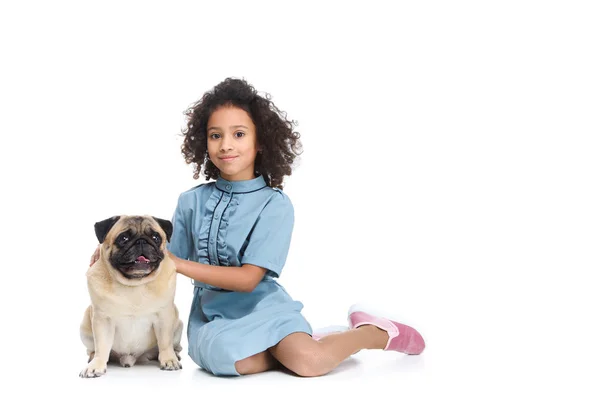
[166,250,266,292]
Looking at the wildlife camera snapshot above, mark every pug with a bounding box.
[79,215,183,378]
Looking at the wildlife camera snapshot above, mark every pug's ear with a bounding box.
[152,217,173,242]
[94,216,121,243]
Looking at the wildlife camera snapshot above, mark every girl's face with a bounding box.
[207,105,259,181]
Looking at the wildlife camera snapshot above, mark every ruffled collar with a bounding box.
[215,175,267,193]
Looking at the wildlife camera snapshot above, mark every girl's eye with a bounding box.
[235,131,245,138]
[210,133,221,139]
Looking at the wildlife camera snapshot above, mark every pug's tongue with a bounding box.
[136,256,150,263]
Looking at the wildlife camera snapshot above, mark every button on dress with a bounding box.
[167,175,312,376]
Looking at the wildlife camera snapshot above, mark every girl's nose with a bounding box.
[220,136,233,151]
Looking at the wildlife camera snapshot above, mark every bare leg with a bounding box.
[269,326,388,377]
[235,350,280,375]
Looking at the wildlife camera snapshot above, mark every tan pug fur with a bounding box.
[79,215,183,378]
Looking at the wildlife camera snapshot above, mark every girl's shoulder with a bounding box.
[181,181,214,195]
[261,187,294,214]
[175,181,215,206]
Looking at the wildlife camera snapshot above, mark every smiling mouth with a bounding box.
[118,262,157,279]
[120,256,156,271]
[219,156,238,161]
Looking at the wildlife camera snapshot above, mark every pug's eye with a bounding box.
[118,234,129,245]
[151,233,160,243]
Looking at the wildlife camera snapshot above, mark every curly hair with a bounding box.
[180,78,303,189]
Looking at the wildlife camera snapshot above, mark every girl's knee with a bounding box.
[234,359,252,375]
[234,351,276,375]
[234,356,259,375]
[285,347,331,377]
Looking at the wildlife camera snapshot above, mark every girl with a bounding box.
[91,78,425,377]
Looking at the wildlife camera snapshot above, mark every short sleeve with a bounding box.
[167,193,194,261]
[241,194,294,278]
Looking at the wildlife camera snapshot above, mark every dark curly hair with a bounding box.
[180,78,303,189]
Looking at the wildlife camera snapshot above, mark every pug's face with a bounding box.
[94,215,173,284]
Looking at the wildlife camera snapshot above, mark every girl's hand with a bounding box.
[89,244,101,267]
[164,248,179,272]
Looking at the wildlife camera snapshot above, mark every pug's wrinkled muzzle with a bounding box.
[117,240,162,278]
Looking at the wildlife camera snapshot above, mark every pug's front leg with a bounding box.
[153,309,182,371]
[79,314,115,378]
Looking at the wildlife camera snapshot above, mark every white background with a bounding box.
[1,0,598,398]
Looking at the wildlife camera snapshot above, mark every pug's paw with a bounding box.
[79,358,107,378]
[159,351,182,371]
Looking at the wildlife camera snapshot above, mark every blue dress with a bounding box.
[167,175,313,376]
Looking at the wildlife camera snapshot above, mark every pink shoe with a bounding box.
[347,304,426,355]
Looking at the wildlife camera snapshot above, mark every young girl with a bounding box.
[92,78,425,377]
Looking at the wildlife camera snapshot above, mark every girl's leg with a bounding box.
[234,350,280,375]
[268,326,388,377]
